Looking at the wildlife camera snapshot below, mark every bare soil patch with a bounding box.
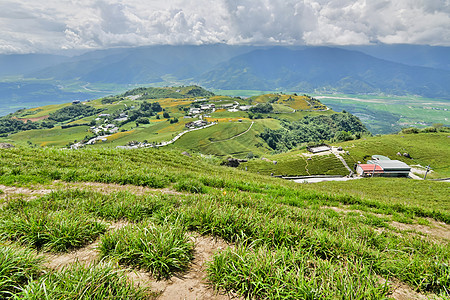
[129,233,240,300]
[12,115,49,122]
[0,184,53,200]
[391,220,450,241]
[378,277,441,300]
[42,221,129,271]
[54,181,184,196]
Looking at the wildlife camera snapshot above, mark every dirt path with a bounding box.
[149,234,239,300]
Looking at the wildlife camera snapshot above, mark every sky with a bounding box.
[0,0,449,54]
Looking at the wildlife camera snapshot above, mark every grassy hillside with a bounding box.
[335,131,450,178]
[0,146,448,299]
[1,87,354,160]
[240,131,450,178]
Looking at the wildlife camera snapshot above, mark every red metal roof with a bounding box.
[358,164,384,172]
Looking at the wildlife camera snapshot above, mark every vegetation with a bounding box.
[260,112,370,152]
[16,262,148,299]
[123,85,214,100]
[48,104,101,122]
[0,245,43,298]
[0,146,447,298]
[0,117,38,136]
[99,222,194,279]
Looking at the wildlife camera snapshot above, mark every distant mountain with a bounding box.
[342,44,450,71]
[0,54,69,77]
[1,44,449,117]
[198,47,450,99]
[30,45,257,83]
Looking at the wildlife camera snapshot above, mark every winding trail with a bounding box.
[210,122,254,143]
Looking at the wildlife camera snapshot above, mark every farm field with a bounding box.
[0,146,448,299]
[314,94,450,134]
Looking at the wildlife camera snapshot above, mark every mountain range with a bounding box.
[0,44,449,116]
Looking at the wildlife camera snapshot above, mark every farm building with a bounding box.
[356,164,384,176]
[357,157,411,177]
[307,144,331,153]
[371,155,390,161]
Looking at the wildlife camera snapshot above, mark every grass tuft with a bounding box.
[0,211,107,252]
[99,221,194,280]
[174,178,207,194]
[0,244,43,298]
[15,262,149,299]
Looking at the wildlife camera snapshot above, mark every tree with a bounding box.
[163,112,170,118]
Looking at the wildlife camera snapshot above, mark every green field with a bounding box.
[314,94,450,134]
[0,146,448,299]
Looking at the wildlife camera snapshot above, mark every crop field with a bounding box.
[315,94,450,134]
[240,152,349,176]
[168,120,273,157]
[0,146,448,299]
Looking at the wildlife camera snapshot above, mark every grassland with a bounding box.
[0,146,448,299]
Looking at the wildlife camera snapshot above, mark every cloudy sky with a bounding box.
[0,0,449,54]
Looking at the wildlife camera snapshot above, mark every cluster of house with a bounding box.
[96,113,128,123]
[90,124,119,134]
[188,104,215,116]
[185,120,208,129]
[356,155,411,177]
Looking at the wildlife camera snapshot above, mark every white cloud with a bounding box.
[0,0,448,53]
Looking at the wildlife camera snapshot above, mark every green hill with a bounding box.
[241,131,450,178]
[0,146,448,299]
[1,86,371,159]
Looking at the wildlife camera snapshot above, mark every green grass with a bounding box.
[99,222,194,280]
[168,120,275,158]
[336,132,450,178]
[241,152,348,176]
[302,178,450,214]
[0,146,448,298]
[4,125,91,147]
[15,262,149,300]
[207,245,390,299]
[0,208,107,252]
[0,245,43,298]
